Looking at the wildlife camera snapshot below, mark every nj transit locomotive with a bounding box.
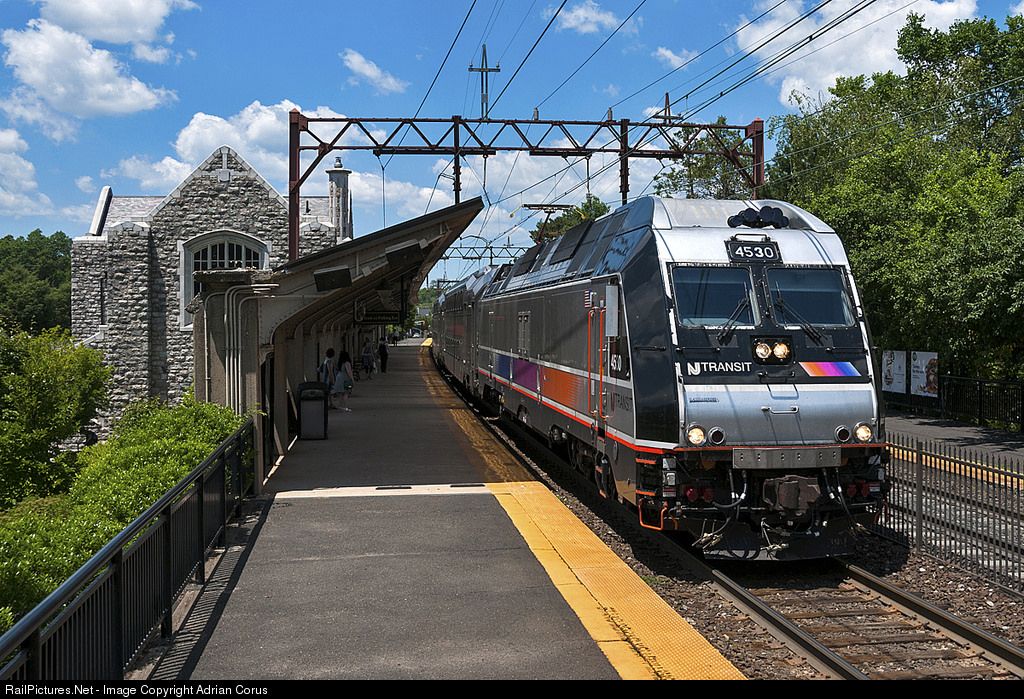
[432,197,887,560]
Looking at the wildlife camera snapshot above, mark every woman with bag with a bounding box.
[334,350,355,411]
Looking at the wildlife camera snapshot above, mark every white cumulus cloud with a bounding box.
[341,49,409,95]
[653,46,698,69]
[555,1,622,34]
[75,175,95,192]
[0,128,53,216]
[732,0,978,108]
[132,43,173,63]
[0,20,176,123]
[1011,1,1024,15]
[35,0,196,45]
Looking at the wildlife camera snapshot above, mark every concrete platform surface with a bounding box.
[149,344,739,681]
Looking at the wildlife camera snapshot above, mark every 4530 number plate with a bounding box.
[726,240,782,262]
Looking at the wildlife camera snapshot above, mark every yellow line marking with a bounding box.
[422,344,741,678]
[488,481,745,680]
[890,446,1024,486]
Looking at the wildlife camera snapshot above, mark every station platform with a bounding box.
[888,413,1024,464]
[149,343,741,680]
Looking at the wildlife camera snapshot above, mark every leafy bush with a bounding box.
[0,396,242,620]
[0,327,110,508]
[0,605,13,635]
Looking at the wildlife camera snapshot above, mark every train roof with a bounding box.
[440,197,845,302]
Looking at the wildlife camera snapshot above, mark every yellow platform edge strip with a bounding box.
[488,481,745,681]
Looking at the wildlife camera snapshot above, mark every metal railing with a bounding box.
[940,376,1024,433]
[885,375,1024,433]
[878,431,1024,592]
[0,418,255,681]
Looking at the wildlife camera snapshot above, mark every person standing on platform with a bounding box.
[319,348,338,409]
[378,337,389,374]
[361,338,375,380]
[335,350,354,411]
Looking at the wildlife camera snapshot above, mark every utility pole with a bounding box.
[469,45,501,120]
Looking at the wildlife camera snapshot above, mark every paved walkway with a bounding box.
[887,412,1024,465]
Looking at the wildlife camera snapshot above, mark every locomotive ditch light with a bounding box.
[686,425,707,446]
[855,423,873,442]
[754,342,772,360]
[772,342,791,360]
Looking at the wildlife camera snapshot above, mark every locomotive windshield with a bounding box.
[673,266,757,327]
[766,268,855,327]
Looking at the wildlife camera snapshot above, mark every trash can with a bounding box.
[297,381,329,440]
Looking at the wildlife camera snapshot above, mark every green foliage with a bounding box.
[530,194,611,243]
[0,231,72,333]
[0,605,12,634]
[764,15,1024,378]
[0,327,111,509]
[0,397,242,619]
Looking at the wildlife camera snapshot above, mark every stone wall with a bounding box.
[71,145,343,426]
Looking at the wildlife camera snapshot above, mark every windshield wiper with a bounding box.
[716,296,751,345]
[771,290,823,345]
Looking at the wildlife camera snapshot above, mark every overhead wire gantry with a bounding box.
[286,111,764,260]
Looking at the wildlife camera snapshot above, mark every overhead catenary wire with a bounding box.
[536,0,648,109]
[676,0,882,120]
[385,0,478,170]
[611,0,791,109]
[488,0,568,113]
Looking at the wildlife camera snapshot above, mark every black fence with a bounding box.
[885,375,1024,433]
[0,418,255,681]
[878,432,1023,592]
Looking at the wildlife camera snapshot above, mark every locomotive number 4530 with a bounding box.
[726,240,782,262]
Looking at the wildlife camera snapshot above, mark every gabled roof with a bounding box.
[79,146,337,239]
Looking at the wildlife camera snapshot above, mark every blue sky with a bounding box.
[0,0,1020,279]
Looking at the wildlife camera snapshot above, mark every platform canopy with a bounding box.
[193,197,484,489]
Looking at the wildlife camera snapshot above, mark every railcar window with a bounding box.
[766,268,855,327]
[672,267,756,327]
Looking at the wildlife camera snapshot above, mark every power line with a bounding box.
[536,0,648,109]
[385,0,478,168]
[489,0,567,113]
[669,0,837,110]
[611,0,791,109]
[497,0,538,64]
[677,0,882,120]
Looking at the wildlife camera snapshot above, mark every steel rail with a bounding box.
[840,560,1024,677]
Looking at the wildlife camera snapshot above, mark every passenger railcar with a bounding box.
[432,197,887,560]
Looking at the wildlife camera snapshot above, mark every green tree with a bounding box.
[530,194,611,242]
[0,231,72,332]
[764,13,1024,378]
[653,116,755,199]
[0,327,111,508]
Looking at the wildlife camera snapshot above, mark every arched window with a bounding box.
[180,231,269,327]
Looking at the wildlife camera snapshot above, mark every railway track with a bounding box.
[727,559,1024,679]
[435,362,1024,680]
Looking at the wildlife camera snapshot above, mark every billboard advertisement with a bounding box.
[910,351,939,398]
[881,350,907,394]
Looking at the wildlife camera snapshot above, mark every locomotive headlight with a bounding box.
[854,423,873,443]
[686,425,707,446]
[754,342,772,360]
[772,342,791,360]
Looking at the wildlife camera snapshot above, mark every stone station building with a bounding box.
[71,146,353,428]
